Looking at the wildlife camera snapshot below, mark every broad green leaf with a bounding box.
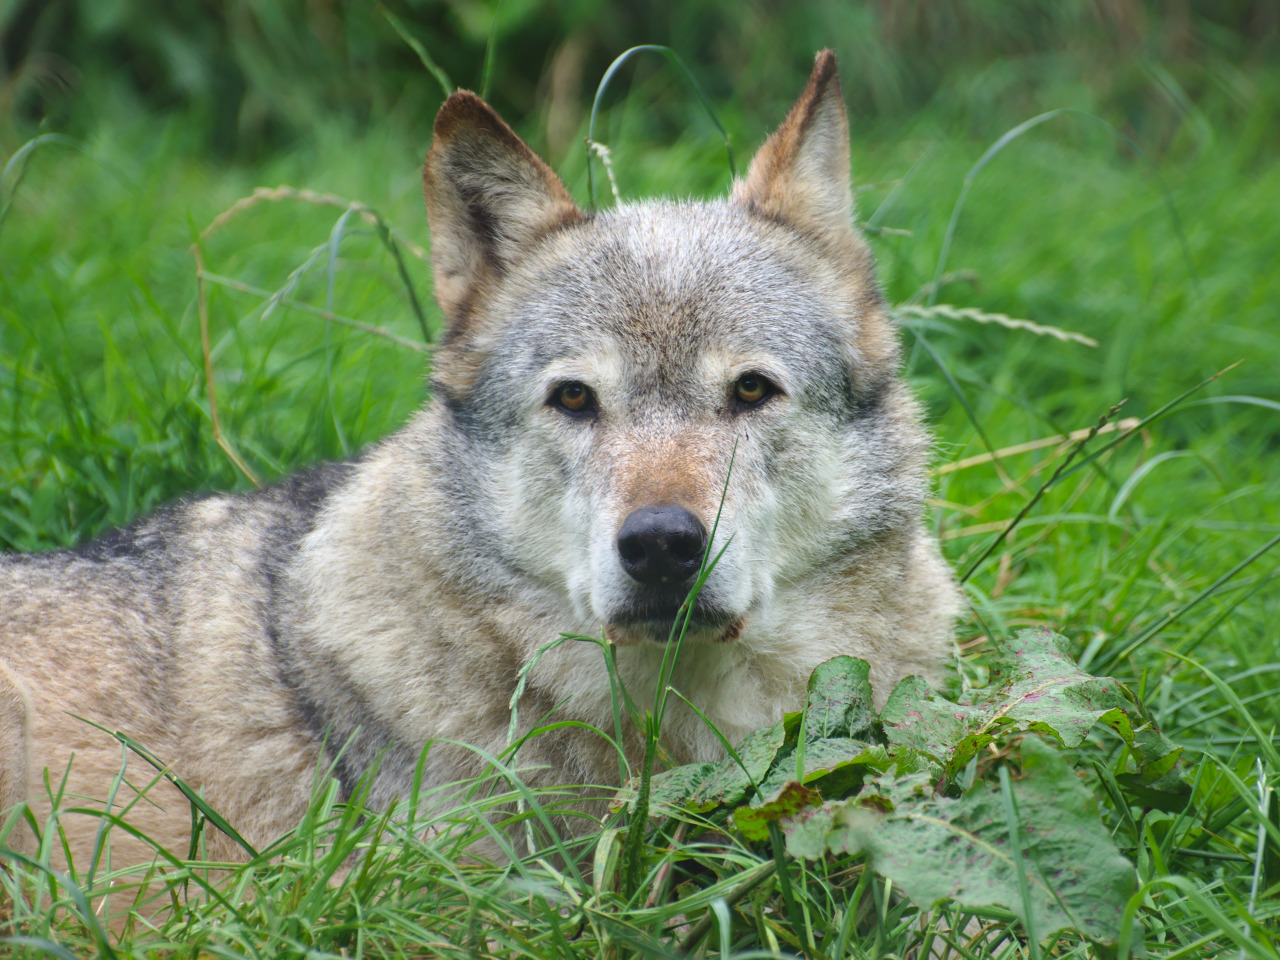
[754,739,916,803]
[881,628,1181,782]
[731,781,822,843]
[785,737,1137,944]
[642,718,787,814]
[1113,773,1193,813]
[781,803,839,858]
[803,655,876,742]
[636,760,719,814]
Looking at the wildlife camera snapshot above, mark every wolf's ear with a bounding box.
[732,49,854,243]
[424,91,584,328]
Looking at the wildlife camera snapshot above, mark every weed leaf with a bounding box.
[882,628,1182,784]
[754,740,909,804]
[785,738,1136,943]
[731,781,823,843]
[802,655,877,742]
[643,717,788,814]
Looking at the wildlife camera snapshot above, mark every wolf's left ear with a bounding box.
[424,91,584,327]
[732,49,854,243]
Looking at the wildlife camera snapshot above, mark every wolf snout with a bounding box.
[616,505,708,586]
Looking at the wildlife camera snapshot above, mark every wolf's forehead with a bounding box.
[506,201,851,364]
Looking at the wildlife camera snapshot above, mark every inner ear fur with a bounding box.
[732,49,856,246]
[423,91,583,336]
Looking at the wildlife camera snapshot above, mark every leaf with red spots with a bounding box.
[783,738,1137,944]
[880,628,1181,785]
[640,717,789,814]
[730,781,823,842]
[802,655,876,742]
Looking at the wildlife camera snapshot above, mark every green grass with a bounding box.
[1,40,1279,959]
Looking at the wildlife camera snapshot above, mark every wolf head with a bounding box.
[421,51,930,648]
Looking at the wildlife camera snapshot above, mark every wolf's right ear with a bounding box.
[423,92,584,330]
[732,49,854,246]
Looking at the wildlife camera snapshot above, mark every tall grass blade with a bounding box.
[768,820,810,958]
[587,45,735,208]
[999,765,1040,960]
[913,331,1011,488]
[76,719,260,857]
[0,851,119,959]
[896,303,1098,346]
[325,208,355,454]
[929,108,1197,309]
[1053,362,1241,486]
[480,0,505,101]
[377,4,454,97]
[1165,655,1280,770]
[0,937,82,960]
[1106,450,1195,522]
[676,861,777,954]
[622,445,736,900]
[961,404,1123,584]
[1099,532,1280,670]
[197,271,427,353]
[0,133,79,234]
[1117,876,1279,960]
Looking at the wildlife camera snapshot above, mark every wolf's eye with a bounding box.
[550,381,597,416]
[733,374,775,410]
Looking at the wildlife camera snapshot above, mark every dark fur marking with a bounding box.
[288,695,360,801]
[459,185,504,267]
[258,461,357,643]
[287,688,383,803]
[439,390,495,443]
[851,371,892,418]
[251,461,361,790]
[286,661,418,804]
[248,460,429,805]
[441,289,478,345]
[69,510,174,562]
[258,461,355,514]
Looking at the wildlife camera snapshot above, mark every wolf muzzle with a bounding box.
[612,504,727,637]
[617,505,707,588]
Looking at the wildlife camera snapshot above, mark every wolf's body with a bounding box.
[0,51,959,869]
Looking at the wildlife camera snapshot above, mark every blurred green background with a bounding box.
[4,0,1277,160]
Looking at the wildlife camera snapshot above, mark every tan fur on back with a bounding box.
[0,51,960,879]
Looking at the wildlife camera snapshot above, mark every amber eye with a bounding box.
[551,381,596,415]
[733,374,773,408]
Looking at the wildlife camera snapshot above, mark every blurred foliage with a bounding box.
[2,0,1277,159]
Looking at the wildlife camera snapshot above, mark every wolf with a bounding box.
[0,50,958,870]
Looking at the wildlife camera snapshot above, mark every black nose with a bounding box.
[617,506,708,587]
